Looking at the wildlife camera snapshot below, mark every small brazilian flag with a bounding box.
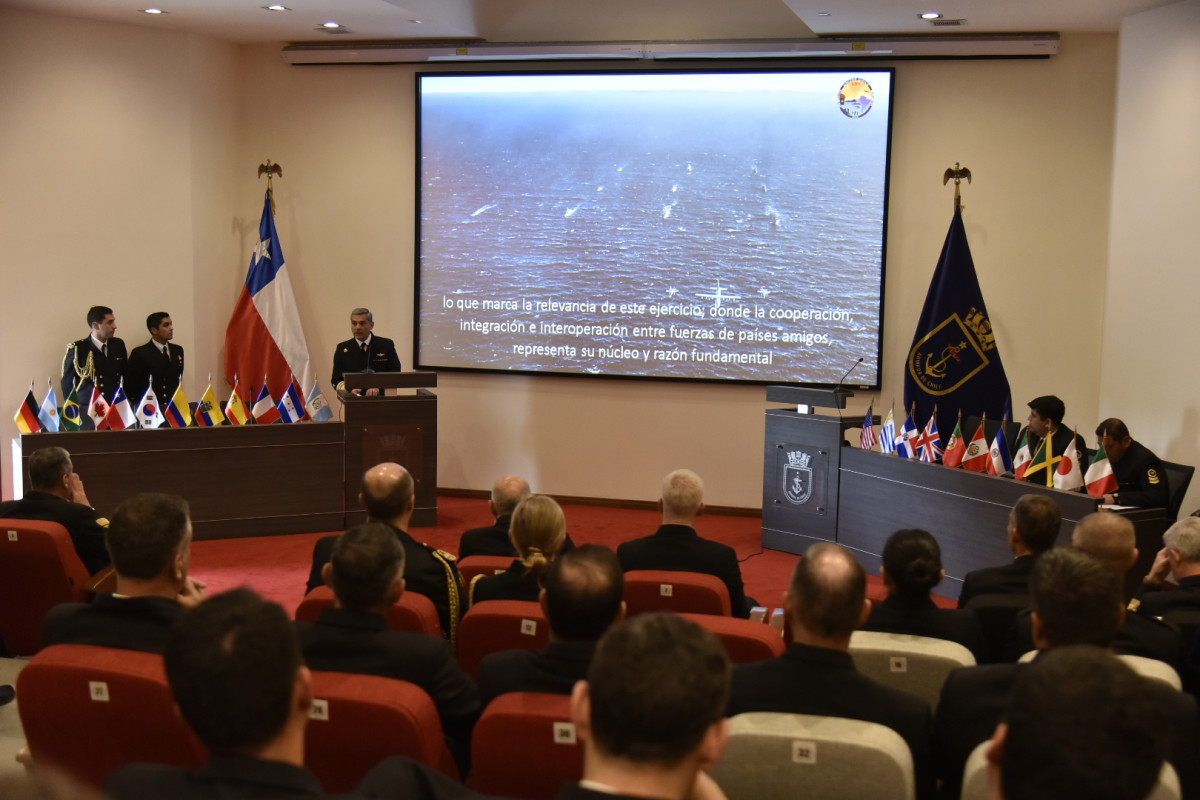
[61,385,82,431]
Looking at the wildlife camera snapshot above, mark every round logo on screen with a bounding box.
[838,78,875,119]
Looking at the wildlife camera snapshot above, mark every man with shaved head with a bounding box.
[306,462,464,643]
[618,469,753,617]
[1007,512,1180,664]
[727,542,932,798]
[458,474,531,559]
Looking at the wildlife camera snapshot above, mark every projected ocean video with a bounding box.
[416,70,892,385]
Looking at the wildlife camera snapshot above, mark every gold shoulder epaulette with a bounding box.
[1127,597,1141,612]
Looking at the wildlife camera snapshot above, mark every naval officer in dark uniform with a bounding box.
[331,307,400,396]
[124,312,185,413]
[1016,395,1090,485]
[61,305,127,430]
[1094,418,1169,508]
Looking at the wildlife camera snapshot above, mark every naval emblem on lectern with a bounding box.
[783,450,813,505]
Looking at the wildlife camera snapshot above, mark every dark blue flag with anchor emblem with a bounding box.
[904,207,1011,447]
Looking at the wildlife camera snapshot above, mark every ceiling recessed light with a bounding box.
[817,12,831,16]
[141,7,166,14]
[920,11,942,20]
[408,19,423,24]
[322,20,341,28]
[262,4,290,10]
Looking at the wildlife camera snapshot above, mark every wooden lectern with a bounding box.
[340,372,438,527]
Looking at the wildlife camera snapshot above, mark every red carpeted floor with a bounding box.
[188,496,955,616]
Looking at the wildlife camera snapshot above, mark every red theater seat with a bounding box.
[470,692,583,800]
[0,519,93,655]
[17,644,206,787]
[458,600,549,679]
[295,585,442,639]
[306,670,458,791]
[623,570,732,617]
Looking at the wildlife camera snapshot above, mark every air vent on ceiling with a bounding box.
[930,19,966,27]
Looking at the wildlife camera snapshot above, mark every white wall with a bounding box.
[1102,0,1200,517]
[1,8,1132,508]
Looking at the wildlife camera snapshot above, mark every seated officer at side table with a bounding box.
[1017,395,1089,485]
[1094,418,1169,509]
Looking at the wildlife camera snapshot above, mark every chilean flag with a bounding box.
[224,190,313,406]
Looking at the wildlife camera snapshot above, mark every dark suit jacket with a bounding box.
[1110,440,1170,509]
[471,560,541,605]
[125,339,184,411]
[61,336,127,429]
[295,606,480,770]
[556,784,650,800]
[306,524,464,642]
[862,594,990,664]
[458,515,516,559]
[617,524,750,618]
[106,753,338,799]
[331,335,401,387]
[108,754,476,800]
[934,656,1200,800]
[728,642,934,799]
[957,554,1037,609]
[1135,575,1200,618]
[1006,605,1181,667]
[43,593,182,653]
[0,490,110,574]
[1018,425,1090,485]
[478,640,596,708]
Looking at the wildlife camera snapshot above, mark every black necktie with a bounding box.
[162,345,170,360]
[360,342,368,354]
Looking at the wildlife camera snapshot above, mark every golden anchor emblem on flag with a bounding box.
[923,341,968,379]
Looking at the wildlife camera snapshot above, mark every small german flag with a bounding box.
[13,385,43,434]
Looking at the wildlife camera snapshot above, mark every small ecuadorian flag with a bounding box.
[14,386,43,434]
[195,382,226,427]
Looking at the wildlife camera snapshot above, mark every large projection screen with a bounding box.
[416,68,893,387]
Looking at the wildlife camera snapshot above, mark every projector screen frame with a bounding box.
[414,64,894,390]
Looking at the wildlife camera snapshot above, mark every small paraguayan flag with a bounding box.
[39,381,59,432]
[306,379,333,422]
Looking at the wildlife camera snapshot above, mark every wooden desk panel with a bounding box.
[20,425,346,540]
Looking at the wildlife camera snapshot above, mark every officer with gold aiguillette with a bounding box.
[61,305,127,430]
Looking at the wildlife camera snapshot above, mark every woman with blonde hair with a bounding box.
[470,494,568,604]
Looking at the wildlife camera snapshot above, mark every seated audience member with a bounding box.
[618,469,754,618]
[1133,516,1200,618]
[1016,395,1090,485]
[471,495,567,605]
[478,544,625,707]
[0,446,110,574]
[957,494,1061,609]
[861,529,988,663]
[727,542,933,799]
[306,462,464,643]
[562,612,732,800]
[458,475,531,559]
[296,522,480,772]
[1007,512,1180,665]
[106,589,463,800]
[935,548,1198,800]
[43,493,206,653]
[1094,418,1169,509]
[986,646,1170,800]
